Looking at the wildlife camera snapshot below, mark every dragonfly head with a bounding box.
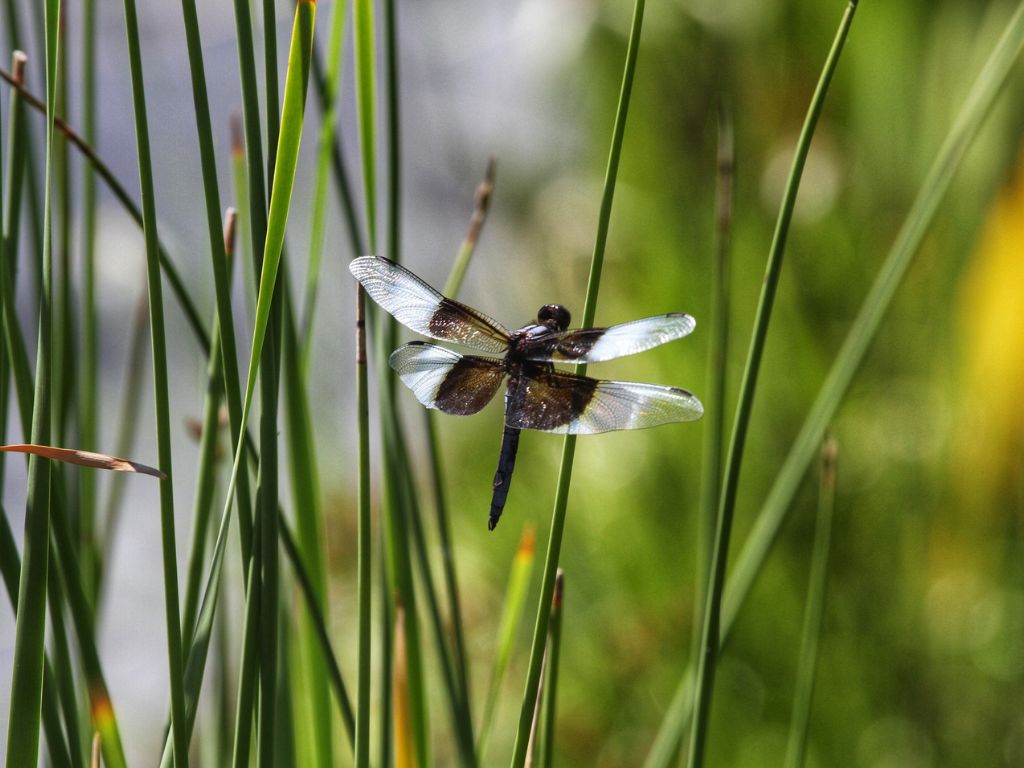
[537,304,571,332]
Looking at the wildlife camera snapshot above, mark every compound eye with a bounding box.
[537,304,571,331]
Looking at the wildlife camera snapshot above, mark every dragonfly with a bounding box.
[350,255,703,530]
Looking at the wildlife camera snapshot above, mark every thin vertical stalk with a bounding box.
[78,0,99,605]
[353,0,377,763]
[539,571,565,768]
[4,0,59,762]
[686,6,858,766]
[232,510,263,768]
[692,105,733,654]
[510,0,645,763]
[256,293,282,766]
[279,518,356,749]
[178,0,253,581]
[355,278,372,768]
[181,210,237,644]
[0,510,74,768]
[282,278,334,767]
[120,0,188,759]
[783,439,837,768]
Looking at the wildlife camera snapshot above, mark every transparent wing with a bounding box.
[506,369,703,435]
[524,314,696,363]
[350,255,510,353]
[389,342,506,416]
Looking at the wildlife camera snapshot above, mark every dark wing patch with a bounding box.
[525,314,696,363]
[506,368,703,434]
[350,255,511,353]
[389,342,505,416]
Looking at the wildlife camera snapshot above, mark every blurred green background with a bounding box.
[1,0,1023,765]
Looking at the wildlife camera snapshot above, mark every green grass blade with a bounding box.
[281,284,335,767]
[279,516,356,751]
[353,0,378,762]
[644,5,1024,766]
[96,294,149,601]
[181,210,236,644]
[510,1,645,763]
[479,527,536,762]
[686,6,858,766]
[219,0,315,593]
[693,105,733,654]
[256,284,283,767]
[4,0,59,761]
[1,509,74,768]
[355,282,373,768]
[177,0,254,585]
[232,512,263,768]
[378,412,430,767]
[354,0,377,252]
[722,0,1024,641]
[301,0,349,374]
[539,570,564,768]
[78,0,100,605]
[1,55,35,433]
[50,498,128,768]
[44,532,87,766]
[783,439,837,768]
[119,0,189,758]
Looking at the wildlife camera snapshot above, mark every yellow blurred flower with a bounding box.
[956,152,1024,507]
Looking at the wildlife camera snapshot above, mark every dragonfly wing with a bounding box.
[389,342,506,416]
[526,313,696,363]
[350,255,511,354]
[506,368,703,435]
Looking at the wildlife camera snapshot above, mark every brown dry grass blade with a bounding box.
[0,444,165,479]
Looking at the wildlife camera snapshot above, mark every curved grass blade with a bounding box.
[686,6,858,766]
[510,1,645,763]
[644,4,1024,765]
[0,66,211,358]
[218,0,316,602]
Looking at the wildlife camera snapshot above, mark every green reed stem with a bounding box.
[686,7,857,766]
[693,105,733,656]
[78,0,99,605]
[644,5,1024,767]
[510,1,645,764]
[4,0,58,762]
[783,439,837,768]
[279,517,356,750]
[178,0,253,576]
[353,0,378,763]
[120,0,188,759]
[0,509,73,768]
[539,570,564,768]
